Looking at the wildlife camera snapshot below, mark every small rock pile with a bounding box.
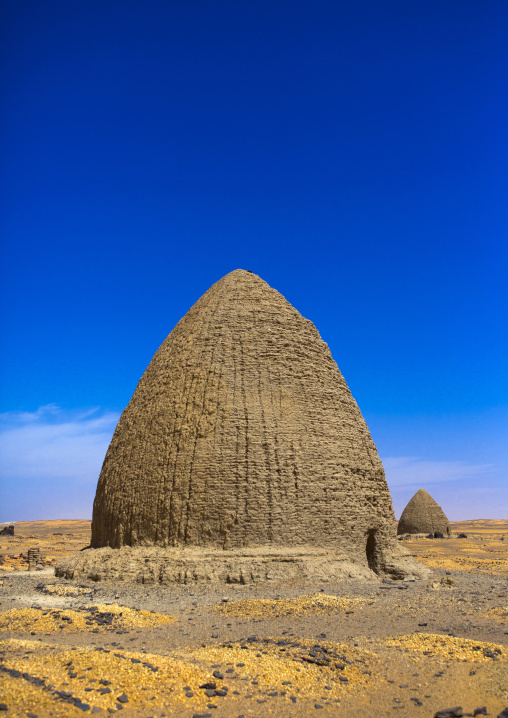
[0,552,56,572]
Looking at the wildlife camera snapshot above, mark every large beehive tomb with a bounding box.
[58,270,428,584]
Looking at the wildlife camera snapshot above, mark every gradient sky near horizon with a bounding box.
[1,0,507,523]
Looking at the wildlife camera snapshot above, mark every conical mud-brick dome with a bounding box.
[85,270,427,581]
[397,489,450,536]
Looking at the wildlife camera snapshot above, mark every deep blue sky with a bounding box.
[1,0,507,521]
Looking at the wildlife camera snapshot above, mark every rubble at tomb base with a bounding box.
[55,543,430,585]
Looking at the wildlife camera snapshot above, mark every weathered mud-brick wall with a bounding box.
[91,269,411,576]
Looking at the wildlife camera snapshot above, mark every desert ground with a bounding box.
[0,520,507,718]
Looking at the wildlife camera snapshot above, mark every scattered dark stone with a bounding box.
[192,714,212,718]
[497,710,508,718]
[211,634,218,638]
[0,706,7,712]
[116,694,128,704]
[434,532,445,539]
[91,709,102,714]
[473,709,487,716]
[256,698,267,703]
[418,623,428,627]
[215,689,228,697]
[315,704,323,709]
[199,682,216,690]
[282,680,292,685]
[290,696,297,703]
[75,702,91,711]
[434,708,463,718]
[204,689,216,698]
[457,533,467,538]
[339,676,349,682]
[185,691,194,698]
[212,670,224,680]
[236,663,245,667]
[267,691,277,696]
[69,672,77,678]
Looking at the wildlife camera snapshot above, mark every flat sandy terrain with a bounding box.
[0,520,507,718]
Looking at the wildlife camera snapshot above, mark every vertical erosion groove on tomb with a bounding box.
[65,269,430,583]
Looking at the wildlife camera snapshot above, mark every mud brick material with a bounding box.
[398,489,451,536]
[27,547,40,572]
[91,270,416,575]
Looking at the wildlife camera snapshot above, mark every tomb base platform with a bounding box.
[55,545,430,585]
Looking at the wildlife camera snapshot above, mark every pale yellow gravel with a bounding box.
[0,638,210,716]
[183,637,380,697]
[215,592,368,618]
[0,603,176,633]
[385,632,507,662]
[36,583,90,597]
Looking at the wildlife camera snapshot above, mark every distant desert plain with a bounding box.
[0,520,507,718]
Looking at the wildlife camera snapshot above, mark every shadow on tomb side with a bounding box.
[57,270,430,585]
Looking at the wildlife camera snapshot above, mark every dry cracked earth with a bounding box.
[0,520,507,718]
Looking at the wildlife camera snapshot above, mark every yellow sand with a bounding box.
[385,633,506,662]
[215,593,368,618]
[0,604,176,633]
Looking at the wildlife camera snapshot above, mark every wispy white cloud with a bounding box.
[0,406,505,522]
[382,455,494,488]
[0,405,119,521]
[383,455,506,520]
